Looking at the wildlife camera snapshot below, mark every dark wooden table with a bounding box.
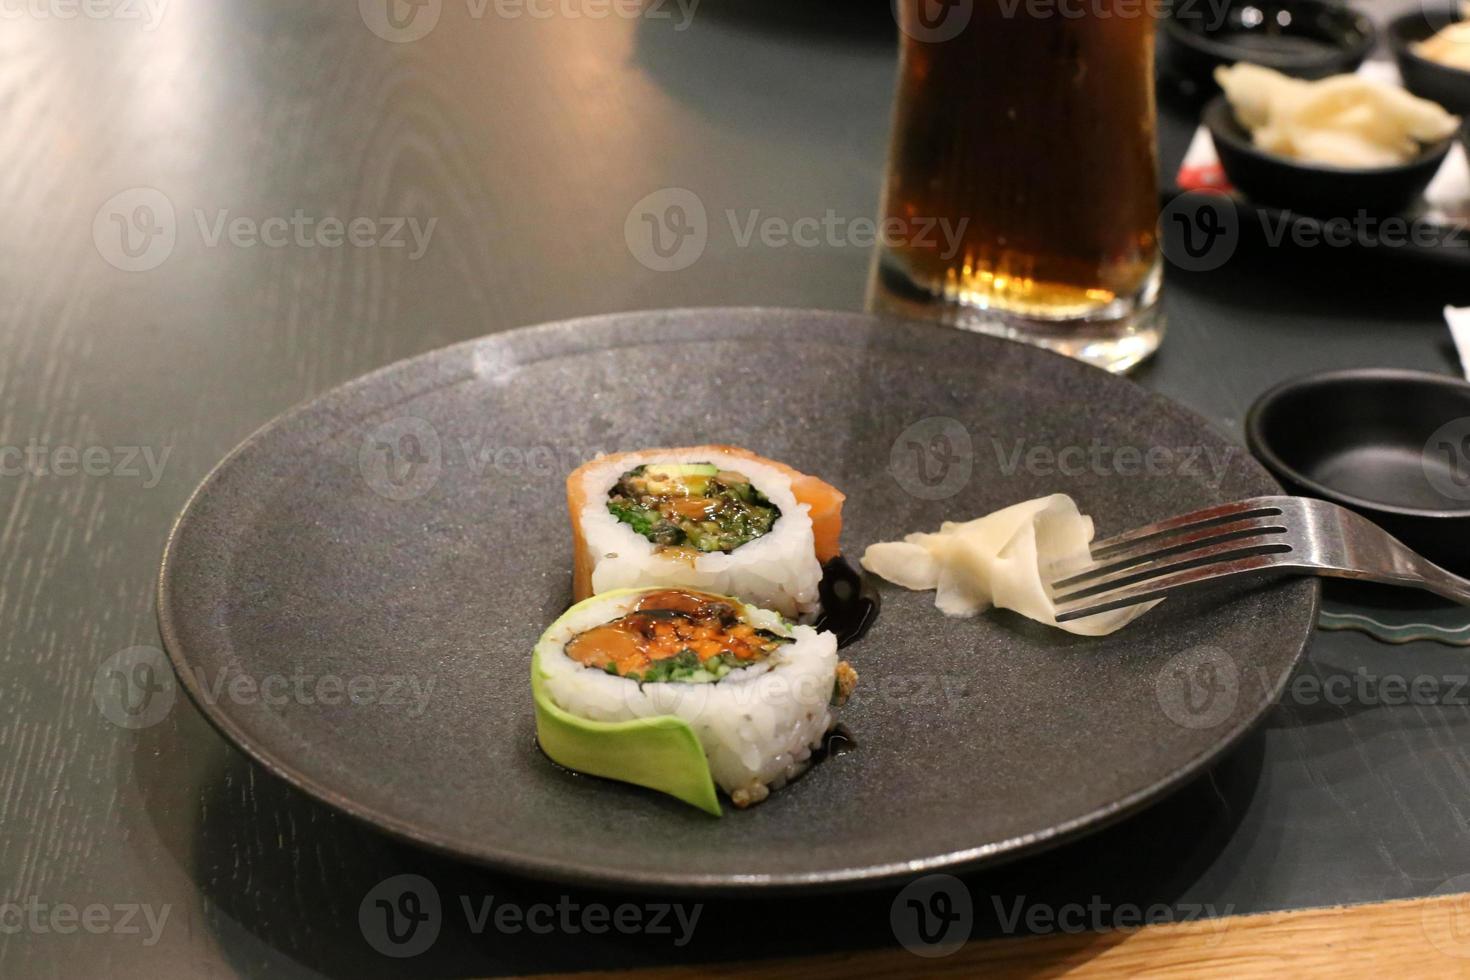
[5,2,1470,976]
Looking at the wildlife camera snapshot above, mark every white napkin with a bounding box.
[1448,306,1470,379]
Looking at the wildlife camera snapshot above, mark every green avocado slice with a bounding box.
[530,594,722,816]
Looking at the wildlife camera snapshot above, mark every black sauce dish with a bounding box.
[1203,95,1456,218]
[1389,7,1470,116]
[1246,369,1470,572]
[1161,0,1376,93]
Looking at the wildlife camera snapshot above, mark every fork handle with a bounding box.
[1321,565,1470,605]
[1322,511,1470,605]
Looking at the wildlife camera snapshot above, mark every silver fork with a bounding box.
[1051,496,1470,623]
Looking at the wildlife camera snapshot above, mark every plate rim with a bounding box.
[156,306,1320,894]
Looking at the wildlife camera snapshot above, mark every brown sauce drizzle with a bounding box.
[565,590,783,678]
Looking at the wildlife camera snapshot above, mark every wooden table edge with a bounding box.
[530,891,1470,978]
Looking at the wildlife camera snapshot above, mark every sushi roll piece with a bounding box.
[532,587,856,814]
[566,446,845,620]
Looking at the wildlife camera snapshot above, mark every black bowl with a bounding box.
[1203,95,1455,217]
[1246,369,1470,572]
[1388,7,1470,116]
[1161,0,1376,91]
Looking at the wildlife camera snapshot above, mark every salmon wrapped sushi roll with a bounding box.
[566,446,845,620]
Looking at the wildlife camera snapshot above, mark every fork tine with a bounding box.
[1052,535,1293,605]
[1052,514,1289,590]
[1054,552,1293,622]
[1089,497,1287,558]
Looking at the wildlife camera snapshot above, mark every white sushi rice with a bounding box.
[536,589,840,807]
[574,450,823,620]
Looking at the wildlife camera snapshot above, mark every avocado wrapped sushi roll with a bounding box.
[566,446,845,620]
[532,587,856,813]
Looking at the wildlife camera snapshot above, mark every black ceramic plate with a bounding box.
[156,309,1317,893]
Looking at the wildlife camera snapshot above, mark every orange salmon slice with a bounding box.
[566,446,845,602]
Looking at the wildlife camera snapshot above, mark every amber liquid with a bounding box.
[881,3,1160,319]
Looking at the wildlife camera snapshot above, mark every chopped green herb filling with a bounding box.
[608,462,781,553]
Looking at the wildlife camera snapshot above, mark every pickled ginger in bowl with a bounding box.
[1204,63,1459,215]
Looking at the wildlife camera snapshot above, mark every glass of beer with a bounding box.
[869,0,1164,372]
